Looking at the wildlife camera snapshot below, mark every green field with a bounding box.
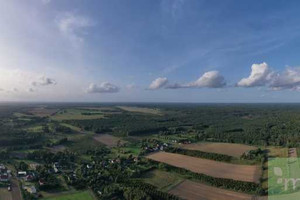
[51,109,104,121]
[42,190,95,200]
[141,169,183,192]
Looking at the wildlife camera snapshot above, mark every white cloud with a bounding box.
[237,62,273,87]
[187,71,226,88]
[270,67,300,90]
[87,82,120,93]
[0,68,56,92]
[148,77,168,90]
[167,71,226,89]
[32,76,56,86]
[237,63,300,91]
[56,12,94,47]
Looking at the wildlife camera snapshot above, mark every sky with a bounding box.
[1,0,300,102]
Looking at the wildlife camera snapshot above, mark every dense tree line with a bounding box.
[165,147,233,162]
[27,150,77,167]
[123,180,180,200]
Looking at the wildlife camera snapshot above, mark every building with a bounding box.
[24,186,37,194]
[0,173,8,182]
[0,164,11,182]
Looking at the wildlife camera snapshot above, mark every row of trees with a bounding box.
[165,147,233,162]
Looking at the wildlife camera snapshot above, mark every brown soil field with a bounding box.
[147,152,260,183]
[117,106,162,115]
[0,188,13,200]
[181,142,257,157]
[28,107,58,117]
[169,180,254,200]
[93,134,125,147]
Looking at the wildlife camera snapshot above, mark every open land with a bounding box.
[51,109,103,121]
[28,107,59,117]
[169,180,254,200]
[93,134,125,147]
[42,190,95,200]
[147,151,261,183]
[141,169,183,192]
[117,106,162,115]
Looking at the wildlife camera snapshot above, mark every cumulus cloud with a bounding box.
[32,76,56,86]
[87,82,120,93]
[237,62,300,91]
[56,12,94,47]
[188,71,226,88]
[148,77,168,90]
[270,67,300,90]
[237,62,273,87]
[167,71,226,89]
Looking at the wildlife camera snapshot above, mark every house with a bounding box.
[26,174,34,182]
[24,186,37,194]
[0,164,11,182]
[0,173,8,182]
[53,163,60,173]
[0,164,6,172]
[18,171,27,177]
[39,179,46,186]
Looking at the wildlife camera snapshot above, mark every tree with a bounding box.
[123,187,152,200]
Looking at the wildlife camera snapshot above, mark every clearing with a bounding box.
[93,134,125,147]
[0,188,12,200]
[147,152,260,183]
[117,106,162,115]
[49,145,67,153]
[28,107,58,117]
[181,142,257,157]
[51,109,103,121]
[169,180,254,200]
[141,169,183,192]
[42,190,95,200]
[267,146,288,158]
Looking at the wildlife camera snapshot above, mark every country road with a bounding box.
[11,178,22,200]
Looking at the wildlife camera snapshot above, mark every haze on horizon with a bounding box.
[1,0,300,103]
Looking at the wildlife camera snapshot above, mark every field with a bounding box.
[267,146,288,158]
[42,190,95,200]
[49,145,67,153]
[28,107,58,117]
[117,106,162,115]
[51,109,103,121]
[147,152,260,183]
[67,135,102,152]
[93,134,125,147]
[141,169,183,192]
[169,180,254,200]
[0,188,12,200]
[181,142,257,157]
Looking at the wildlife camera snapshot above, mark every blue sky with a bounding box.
[1,0,300,102]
